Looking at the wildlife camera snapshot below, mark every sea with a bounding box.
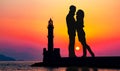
[0,61,119,71]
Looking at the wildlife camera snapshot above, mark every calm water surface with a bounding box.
[0,61,119,71]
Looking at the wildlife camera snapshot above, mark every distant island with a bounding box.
[0,54,16,61]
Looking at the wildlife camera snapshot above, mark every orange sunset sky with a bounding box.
[0,0,120,60]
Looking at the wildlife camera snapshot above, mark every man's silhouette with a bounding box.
[76,9,95,57]
[66,5,76,57]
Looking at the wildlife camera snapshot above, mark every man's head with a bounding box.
[69,5,76,15]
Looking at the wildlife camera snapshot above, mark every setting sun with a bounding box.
[75,46,80,51]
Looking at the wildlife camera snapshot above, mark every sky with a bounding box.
[0,0,120,61]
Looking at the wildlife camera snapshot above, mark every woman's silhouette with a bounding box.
[76,9,95,57]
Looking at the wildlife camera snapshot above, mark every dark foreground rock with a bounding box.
[31,57,120,69]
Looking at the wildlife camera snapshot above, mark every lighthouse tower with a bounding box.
[48,18,54,53]
[43,18,61,63]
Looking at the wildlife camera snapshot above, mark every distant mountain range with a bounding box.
[0,54,16,61]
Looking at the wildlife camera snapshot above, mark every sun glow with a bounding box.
[75,46,80,51]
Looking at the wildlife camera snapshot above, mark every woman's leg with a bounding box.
[79,30,95,57]
[85,44,95,57]
[81,40,95,57]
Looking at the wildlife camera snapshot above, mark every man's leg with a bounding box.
[69,36,76,57]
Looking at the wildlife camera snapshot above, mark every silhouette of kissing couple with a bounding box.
[66,5,95,58]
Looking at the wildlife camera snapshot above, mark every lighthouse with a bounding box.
[48,18,54,53]
[43,18,61,63]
